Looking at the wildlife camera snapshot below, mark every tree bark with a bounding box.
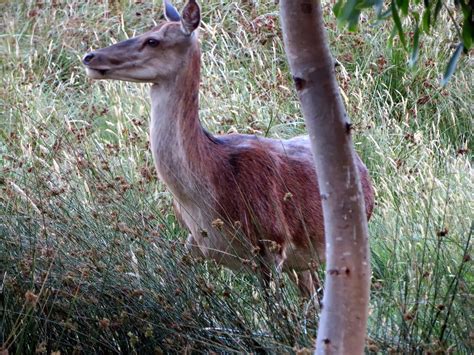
[279,1,371,354]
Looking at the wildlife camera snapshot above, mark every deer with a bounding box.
[82,0,375,301]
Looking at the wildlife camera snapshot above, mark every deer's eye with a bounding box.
[146,38,160,47]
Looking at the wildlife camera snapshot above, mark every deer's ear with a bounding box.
[181,0,200,35]
[164,0,180,22]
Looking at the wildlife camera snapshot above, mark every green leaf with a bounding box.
[433,0,442,22]
[356,0,380,9]
[460,0,472,16]
[396,0,409,16]
[409,21,420,67]
[462,16,473,50]
[412,10,420,22]
[334,0,368,31]
[460,2,474,50]
[347,10,362,31]
[422,6,431,34]
[402,0,409,15]
[337,0,358,28]
[391,1,407,49]
[388,26,397,48]
[333,0,344,17]
[441,43,463,87]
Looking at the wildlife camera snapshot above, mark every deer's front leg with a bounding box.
[173,201,203,257]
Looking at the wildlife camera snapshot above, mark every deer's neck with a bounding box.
[150,46,218,201]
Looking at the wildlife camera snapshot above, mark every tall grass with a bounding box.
[1,0,472,353]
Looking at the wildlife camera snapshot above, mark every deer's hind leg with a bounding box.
[289,270,322,308]
[290,270,315,299]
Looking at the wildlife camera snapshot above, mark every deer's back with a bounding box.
[206,135,337,268]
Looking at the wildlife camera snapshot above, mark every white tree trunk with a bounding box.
[279,1,371,354]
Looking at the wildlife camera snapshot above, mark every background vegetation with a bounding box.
[1,0,472,353]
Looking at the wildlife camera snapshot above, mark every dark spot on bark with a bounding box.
[345,267,350,276]
[301,3,313,14]
[328,269,339,276]
[323,338,331,345]
[345,122,353,134]
[321,193,328,200]
[293,76,306,91]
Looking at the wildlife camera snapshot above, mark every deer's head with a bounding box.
[82,0,200,83]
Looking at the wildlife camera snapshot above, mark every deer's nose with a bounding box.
[82,53,95,65]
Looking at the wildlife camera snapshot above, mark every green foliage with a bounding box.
[441,42,464,86]
[409,19,421,66]
[392,1,408,49]
[334,0,362,31]
[333,0,474,84]
[1,0,472,353]
[460,1,474,49]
